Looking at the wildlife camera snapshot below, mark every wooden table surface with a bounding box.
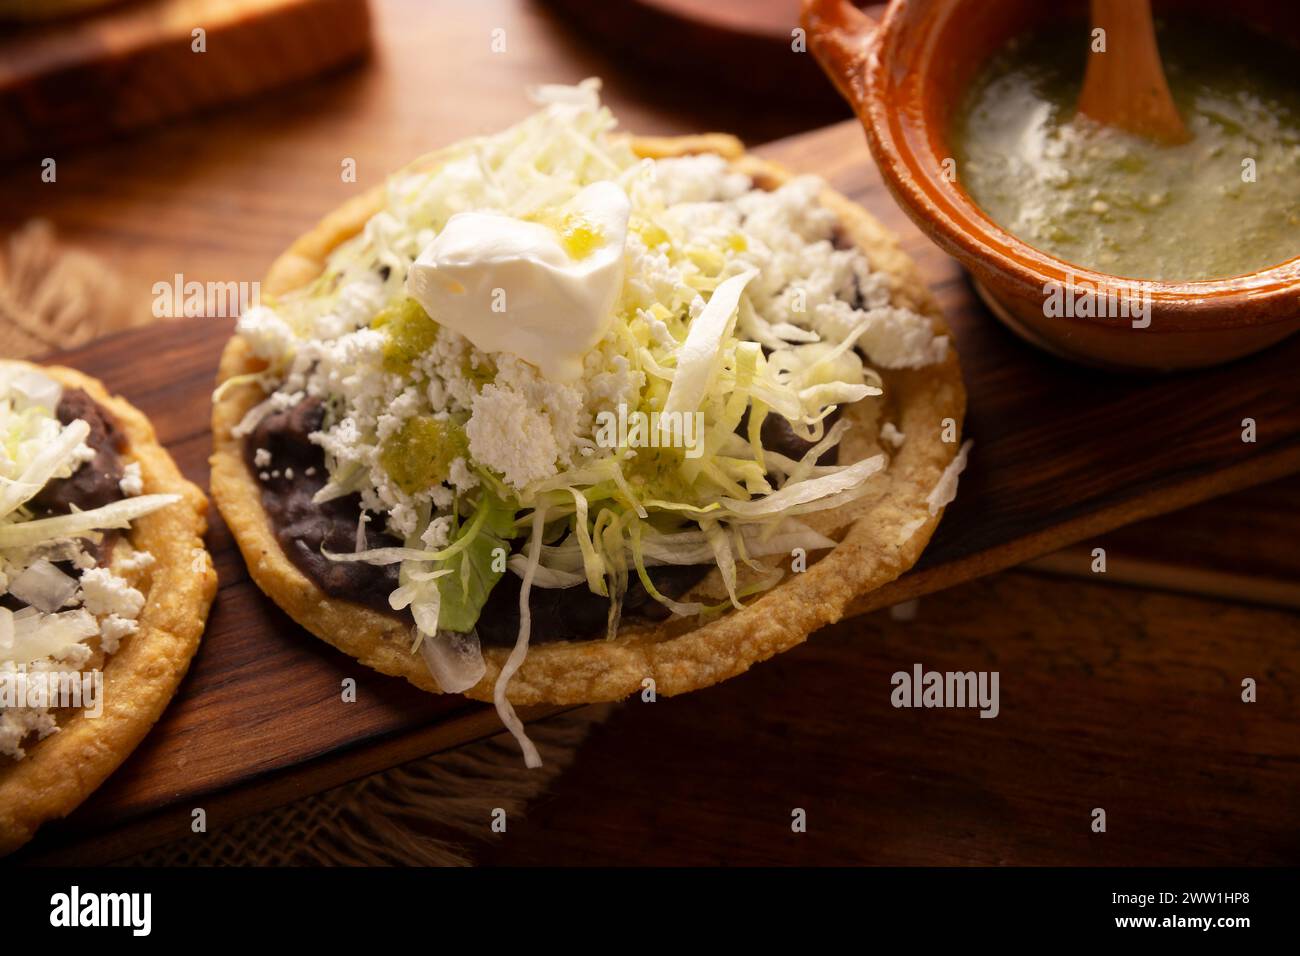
[3,0,1298,866]
[0,0,850,317]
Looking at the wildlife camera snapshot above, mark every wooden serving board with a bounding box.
[0,0,372,161]
[1027,475,1300,610]
[15,119,1300,864]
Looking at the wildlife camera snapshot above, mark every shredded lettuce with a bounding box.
[717,455,885,519]
[700,517,741,609]
[0,494,179,550]
[494,506,547,768]
[660,269,757,432]
[627,519,702,616]
[0,418,90,521]
[568,487,607,596]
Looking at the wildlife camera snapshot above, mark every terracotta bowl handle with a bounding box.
[801,0,879,110]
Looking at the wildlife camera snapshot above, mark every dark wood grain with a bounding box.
[0,0,373,161]
[1027,474,1300,609]
[11,117,1299,864]
[479,569,1300,866]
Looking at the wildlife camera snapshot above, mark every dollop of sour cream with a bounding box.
[406,181,630,382]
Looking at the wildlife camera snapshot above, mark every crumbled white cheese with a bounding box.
[0,690,59,760]
[854,309,949,370]
[447,457,479,493]
[253,447,272,468]
[467,384,562,490]
[116,549,156,574]
[78,568,145,620]
[420,515,453,550]
[375,387,424,443]
[119,461,144,497]
[315,275,387,340]
[0,614,96,759]
[237,305,297,362]
[880,422,905,448]
[417,326,485,413]
[385,500,420,539]
[582,350,643,415]
[98,614,138,654]
[641,308,677,350]
[651,155,751,205]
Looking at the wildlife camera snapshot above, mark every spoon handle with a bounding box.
[1078,0,1190,144]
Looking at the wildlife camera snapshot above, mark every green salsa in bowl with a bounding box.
[952,17,1300,282]
[803,0,1300,370]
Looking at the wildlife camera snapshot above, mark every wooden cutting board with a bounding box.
[1028,477,1300,610]
[16,119,1300,863]
[0,0,372,161]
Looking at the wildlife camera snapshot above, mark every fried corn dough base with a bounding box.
[0,363,217,856]
[211,135,966,706]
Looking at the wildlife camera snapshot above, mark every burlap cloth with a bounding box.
[1,220,607,865]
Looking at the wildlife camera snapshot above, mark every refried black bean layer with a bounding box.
[245,396,840,647]
[30,388,127,516]
[2,389,128,612]
[246,398,400,616]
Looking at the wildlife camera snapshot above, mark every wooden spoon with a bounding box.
[1077,0,1189,144]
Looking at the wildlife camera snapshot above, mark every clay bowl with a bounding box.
[802,0,1300,370]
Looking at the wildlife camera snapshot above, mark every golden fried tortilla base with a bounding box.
[0,362,217,856]
[210,135,965,707]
